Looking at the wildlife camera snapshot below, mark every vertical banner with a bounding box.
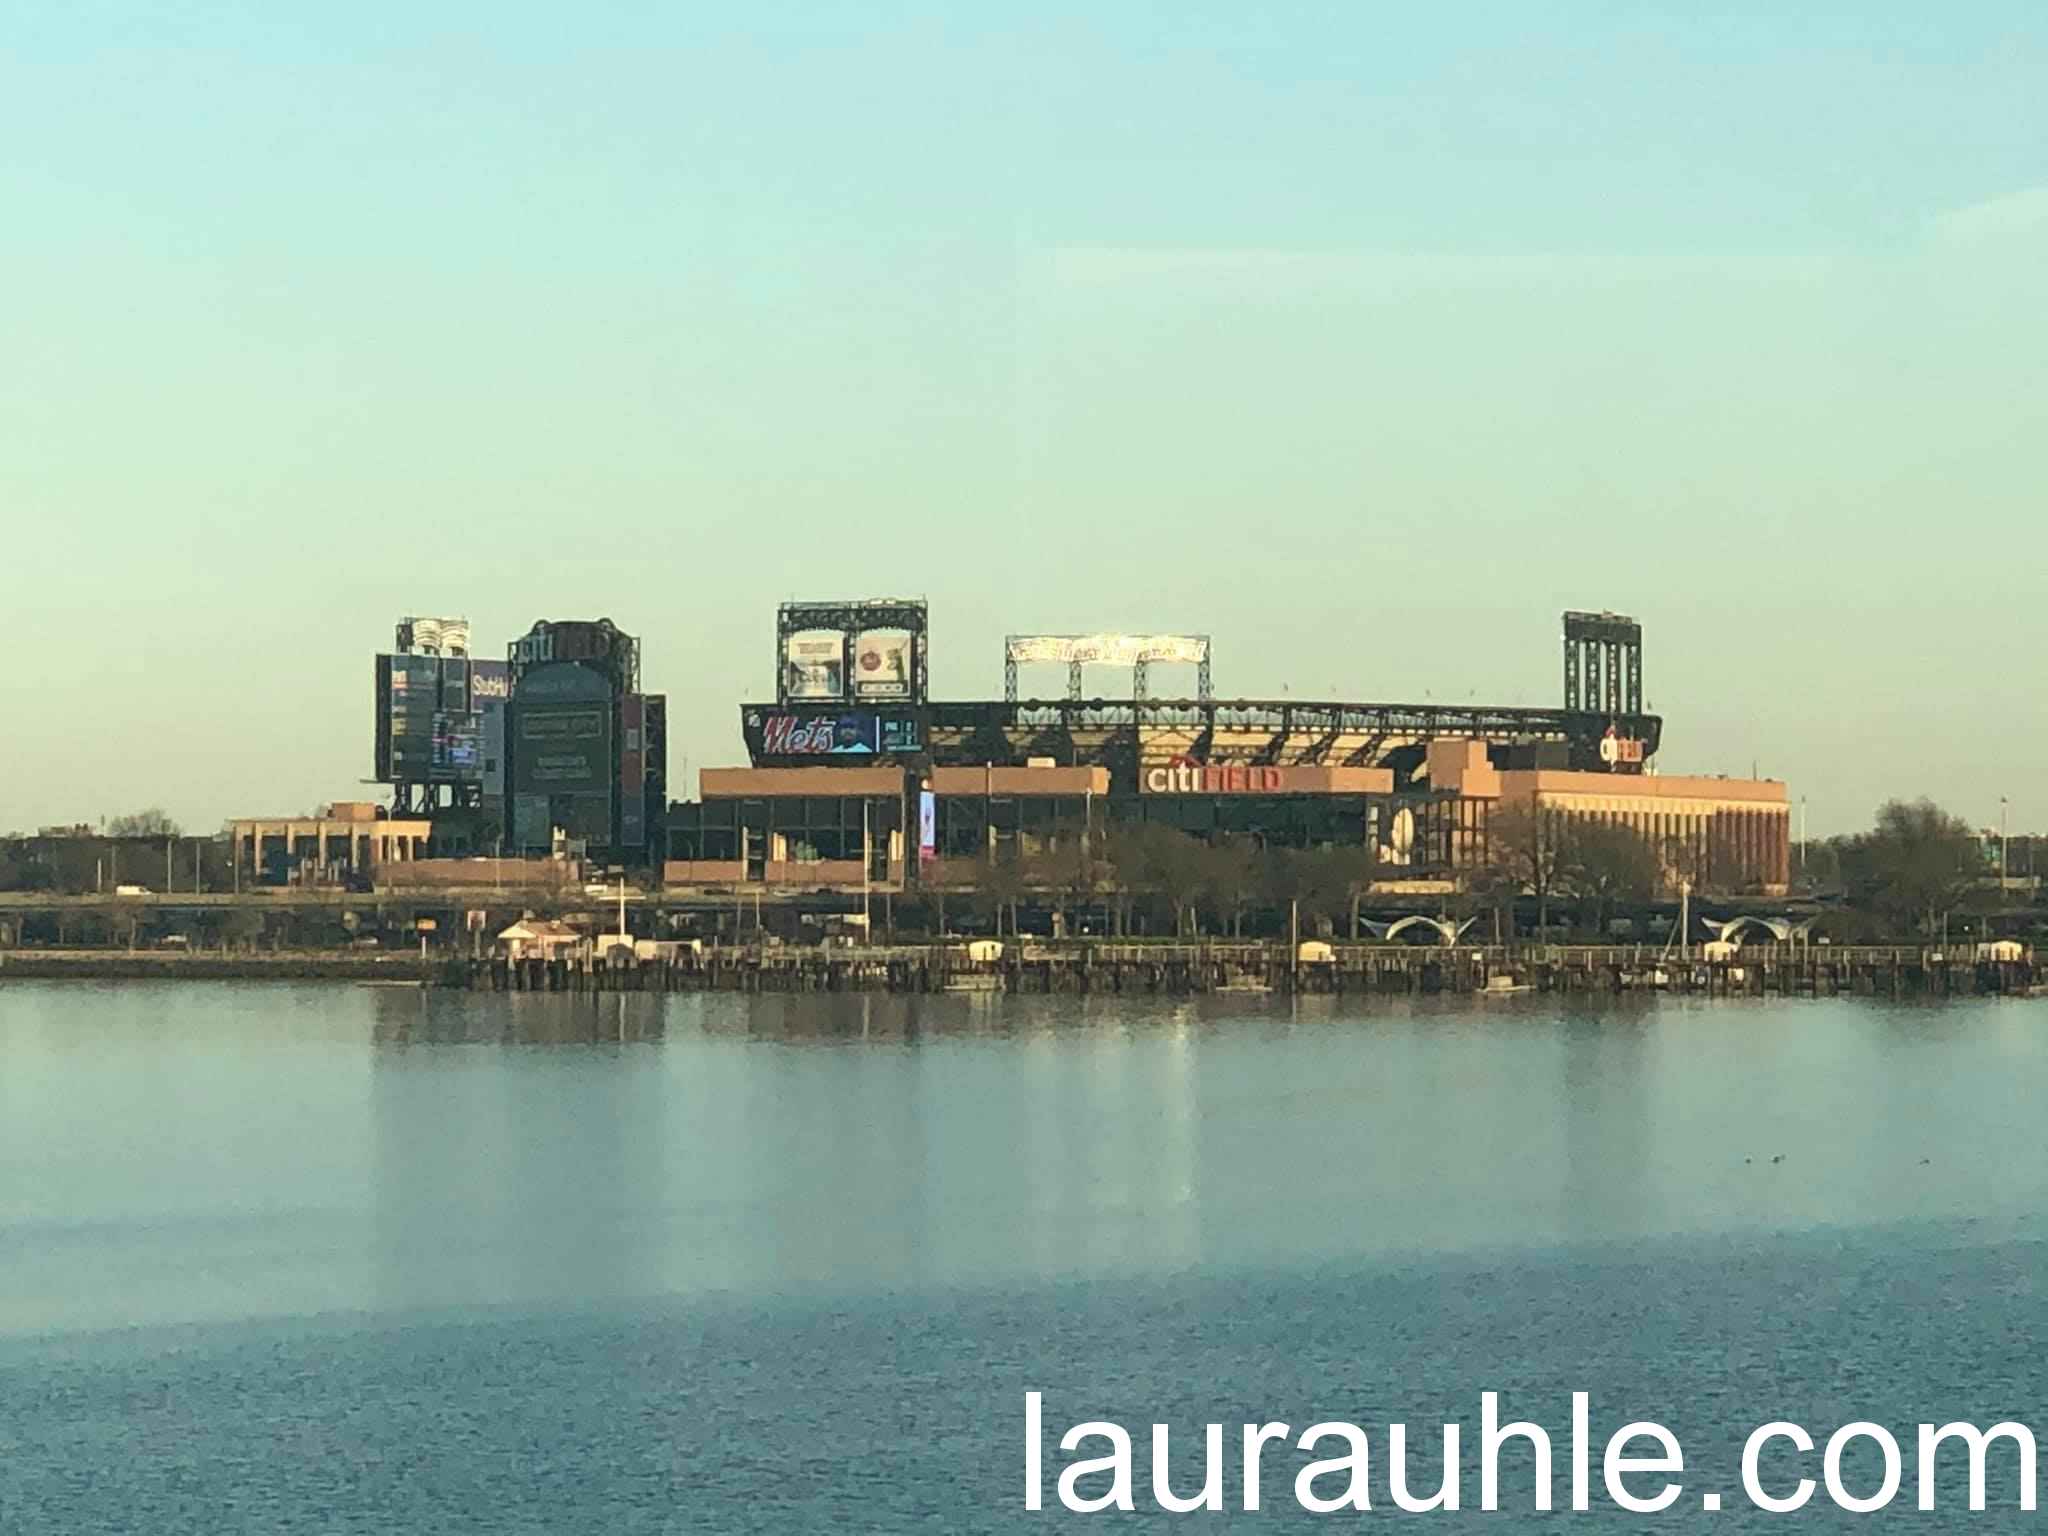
[918,789,936,864]
[620,694,646,851]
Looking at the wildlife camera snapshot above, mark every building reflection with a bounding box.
[366,988,668,1316]
[1559,998,1655,1244]
[369,988,668,1047]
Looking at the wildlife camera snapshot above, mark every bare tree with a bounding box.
[1021,841,1091,937]
[1793,836,1846,895]
[1481,800,1570,936]
[1846,798,1982,938]
[978,854,1028,937]
[922,858,978,937]
[1658,829,1708,899]
[1103,823,1207,936]
[1566,821,1660,936]
[1321,842,1382,941]
[106,809,180,838]
[1259,847,1321,935]
[1201,837,1263,939]
[1265,844,1377,940]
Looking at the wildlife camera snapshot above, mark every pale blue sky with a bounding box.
[4,3,2043,836]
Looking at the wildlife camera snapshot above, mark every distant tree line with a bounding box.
[926,823,1382,940]
[0,813,222,896]
[1791,798,1996,939]
[105,808,181,838]
[921,796,2013,943]
[0,798,2014,946]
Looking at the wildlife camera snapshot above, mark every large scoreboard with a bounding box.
[374,654,510,788]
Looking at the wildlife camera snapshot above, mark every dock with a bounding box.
[4,941,2039,999]
[458,941,2043,999]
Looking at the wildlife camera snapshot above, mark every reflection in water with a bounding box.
[367,989,668,1315]
[369,987,668,1047]
[8,985,2048,1535]
[1561,999,1651,1242]
[3,985,2047,1338]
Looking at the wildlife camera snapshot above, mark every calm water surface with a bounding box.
[1,983,2043,1530]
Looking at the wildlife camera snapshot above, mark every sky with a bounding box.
[3,2,2043,838]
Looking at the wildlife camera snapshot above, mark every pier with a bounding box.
[443,941,2046,998]
[4,940,2039,999]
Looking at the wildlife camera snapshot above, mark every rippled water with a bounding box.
[2,983,2043,1530]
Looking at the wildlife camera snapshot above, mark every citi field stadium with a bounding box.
[658,602,1788,896]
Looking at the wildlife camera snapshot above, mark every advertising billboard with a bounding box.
[510,661,615,796]
[431,712,483,777]
[1598,725,1646,767]
[619,695,646,850]
[749,711,921,758]
[379,654,494,784]
[1142,760,1287,794]
[1005,633,1209,667]
[480,699,506,799]
[782,635,845,701]
[642,694,667,798]
[513,709,609,790]
[468,659,510,704]
[852,631,913,699]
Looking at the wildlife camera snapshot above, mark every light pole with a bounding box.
[2000,797,2009,892]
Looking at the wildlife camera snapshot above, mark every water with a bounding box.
[2,983,2043,1530]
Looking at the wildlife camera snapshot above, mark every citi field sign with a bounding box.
[1144,758,1285,794]
[1599,727,1645,766]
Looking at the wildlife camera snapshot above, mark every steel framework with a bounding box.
[1562,610,1642,716]
[394,616,471,657]
[776,598,929,707]
[740,696,1663,783]
[1003,634,1213,703]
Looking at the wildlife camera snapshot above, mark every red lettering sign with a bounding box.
[761,715,833,754]
[1152,758,1290,793]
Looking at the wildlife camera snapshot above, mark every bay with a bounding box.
[2,983,2042,1530]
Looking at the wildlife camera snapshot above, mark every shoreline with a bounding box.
[3,942,2040,999]
[0,950,433,983]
